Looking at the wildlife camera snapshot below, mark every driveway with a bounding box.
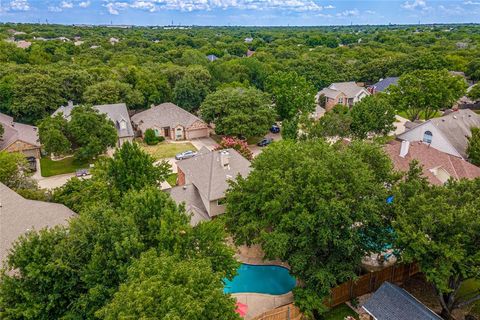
[35,172,90,190]
[393,115,409,136]
[249,132,282,158]
[189,137,218,151]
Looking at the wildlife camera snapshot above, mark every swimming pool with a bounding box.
[224,264,296,295]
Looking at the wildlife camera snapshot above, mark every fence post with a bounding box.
[287,306,290,320]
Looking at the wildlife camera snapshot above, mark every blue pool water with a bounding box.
[224,264,296,295]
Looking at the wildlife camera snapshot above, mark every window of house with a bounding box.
[154,129,159,136]
[119,120,127,130]
[423,131,433,144]
[338,97,344,104]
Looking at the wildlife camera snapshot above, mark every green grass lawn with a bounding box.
[322,304,358,320]
[141,142,197,160]
[40,156,91,177]
[458,279,480,317]
[166,173,178,186]
[397,110,442,120]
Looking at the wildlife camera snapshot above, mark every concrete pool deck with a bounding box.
[232,244,295,319]
[233,292,294,320]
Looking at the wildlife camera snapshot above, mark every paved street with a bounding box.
[249,132,282,157]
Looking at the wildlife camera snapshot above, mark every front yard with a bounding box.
[40,156,91,177]
[323,304,358,320]
[140,141,197,160]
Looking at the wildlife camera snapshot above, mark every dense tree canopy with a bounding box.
[388,70,467,121]
[225,140,397,317]
[200,86,276,138]
[0,143,238,320]
[393,174,480,319]
[350,95,396,139]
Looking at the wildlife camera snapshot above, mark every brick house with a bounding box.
[131,103,209,141]
[316,82,370,111]
[0,112,41,158]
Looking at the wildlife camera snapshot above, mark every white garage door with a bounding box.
[186,128,209,139]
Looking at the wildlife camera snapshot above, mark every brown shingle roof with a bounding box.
[0,112,40,151]
[0,183,76,264]
[384,140,480,185]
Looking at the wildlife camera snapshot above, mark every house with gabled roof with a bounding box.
[52,102,134,147]
[168,147,251,225]
[131,103,209,141]
[317,81,370,111]
[0,182,76,264]
[369,77,399,94]
[397,109,480,159]
[0,112,41,158]
[362,282,442,320]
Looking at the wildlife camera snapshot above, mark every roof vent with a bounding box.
[400,140,410,158]
[183,185,187,190]
[220,150,230,169]
[453,115,457,119]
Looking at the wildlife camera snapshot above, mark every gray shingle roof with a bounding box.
[176,148,251,201]
[429,109,480,158]
[362,282,442,320]
[329,82,368,98]
[52,103,134,139]
[167,184,211,226]
[0,183,76,265]
[131,103,206,133]
[373,77,399,92]
[0,112,40,151]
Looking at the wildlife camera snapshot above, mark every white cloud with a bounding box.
[336,9,359,17]
[48,5,63,12]
[79,0,91,7]
[365,10,375,14]
[9,0,30,11]
[402,0,428,10]
[102,0,327,14]
[61,1,73,8]
[324,4,335,9]
[464,0,480,4]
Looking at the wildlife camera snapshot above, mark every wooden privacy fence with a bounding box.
[326,262,420,308]
[252,303,303,320]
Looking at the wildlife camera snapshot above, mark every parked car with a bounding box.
[257,138,273,147]
[76,169,90,177]
[175,150,197,160]
[26,156,37,172]
[270,124,280,134]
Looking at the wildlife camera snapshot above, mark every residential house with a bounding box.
[311,105,326,120]
[369,77,399,94]
[206,54,219,62]
[168,148,251,225]
[0,112,41,158]
[246,49,255,57]
[0,182,76,264]
[362,282,442,320]
[53,102,134,147]
[397,109,480,159]
[385,140,480,185]
[316,82,370,111]
[244,37,253,43]
[131,103,209,141]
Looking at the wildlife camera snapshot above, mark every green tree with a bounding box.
[466,127,480,166]
[143,128,160,145]
[99,142,171,194]
[200,86,276,138]
[307,104,352,138]
[393,178,480,319]
[265,71,316,120]
[38,114,71,156]
[350,95,396,139]
[467,83,480,102]
[225,140,396,317]
[97,251,240,320]
[0,151,37,189]
[388,70,467,121]
[83,80,144,109]
[173,74,210,112]
[68,106,117,161]
[10,73,64,123]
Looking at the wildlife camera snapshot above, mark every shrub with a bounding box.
[214,136,253,160]
[144,129,160,145]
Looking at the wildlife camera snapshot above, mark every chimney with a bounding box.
[68,100,74,108]
[220,150,230,169]
[400,140,410,158]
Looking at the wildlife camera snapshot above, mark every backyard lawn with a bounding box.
[166,173,178,186]
[40,156,91,177]
[322,304,358,320]
[458,279,480,317]
[141,141,197,160]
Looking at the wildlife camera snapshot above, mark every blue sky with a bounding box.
[0,0,479,26]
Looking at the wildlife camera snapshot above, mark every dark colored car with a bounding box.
[270,124,280,134]
[76,169,90,177]
[26,156,37,172]
[257,138,273,147]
